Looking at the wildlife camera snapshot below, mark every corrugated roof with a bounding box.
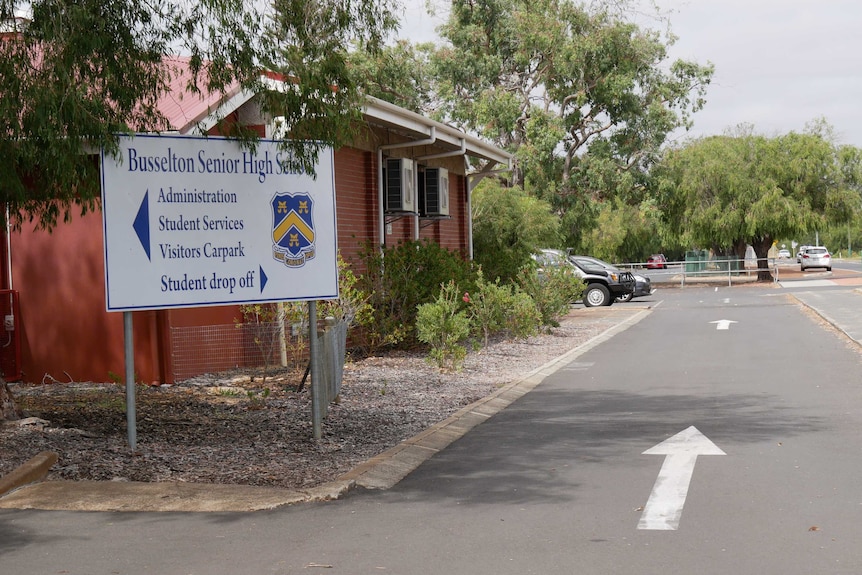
[156,56,248,134]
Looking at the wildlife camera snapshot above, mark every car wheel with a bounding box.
[616,292,633,303]
[584,284,610,307]
[827,267,832,271]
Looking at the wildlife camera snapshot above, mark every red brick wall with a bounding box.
[333,148,378,272]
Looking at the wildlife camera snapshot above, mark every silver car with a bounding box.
[800,246,831,271]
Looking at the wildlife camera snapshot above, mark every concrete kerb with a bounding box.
[0,306,652,512]
[0,451,58,498]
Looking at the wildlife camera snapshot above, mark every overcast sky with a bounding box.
[397,0,862,147]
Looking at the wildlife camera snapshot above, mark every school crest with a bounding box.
[271,192,315,267]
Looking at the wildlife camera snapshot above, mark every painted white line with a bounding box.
[638,426,725,531]
[709,319,737,330]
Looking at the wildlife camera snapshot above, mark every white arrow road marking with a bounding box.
[638,426,725,530]
[710,319,737,330]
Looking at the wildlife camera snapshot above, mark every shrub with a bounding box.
[416,280,471,371]
[517,262,584,328]
[319,253,372,330]
[236,301,306,382]
[465,268,541,346]
[504,289,542,340]
[356,239,474,350]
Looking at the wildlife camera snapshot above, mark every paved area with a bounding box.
[786,288,862,343]
[3,281,861,514]
[0,307,652,513]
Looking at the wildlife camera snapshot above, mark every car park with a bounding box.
[800,246,831,271]
[646,254,668,269]
[571,255,654,302]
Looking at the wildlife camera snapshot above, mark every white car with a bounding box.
[778,249,791,258]
[800,246,831,271]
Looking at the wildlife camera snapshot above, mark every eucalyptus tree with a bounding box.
[0,0,398,419]
[0,0,399,232]
[471,179,562,284]
[655,131,861,280]
[430,0,713,250]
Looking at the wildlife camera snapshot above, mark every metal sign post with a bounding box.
[124,311,137,451]
[308,301,322,440]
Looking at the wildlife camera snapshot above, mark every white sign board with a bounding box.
[101,134,338,311]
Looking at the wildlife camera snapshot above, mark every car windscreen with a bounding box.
[572,257,615,271]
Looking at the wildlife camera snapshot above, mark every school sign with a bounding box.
[101,134,338,311]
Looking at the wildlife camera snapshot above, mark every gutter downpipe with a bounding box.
[415,138,466,241]
[5,207,11,290]
[376,127,436,248]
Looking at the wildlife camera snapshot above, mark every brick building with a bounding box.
[0,60,511,385]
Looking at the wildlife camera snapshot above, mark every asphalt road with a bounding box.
[4,284,862,574]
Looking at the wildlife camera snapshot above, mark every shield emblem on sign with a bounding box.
[271,192,315,267]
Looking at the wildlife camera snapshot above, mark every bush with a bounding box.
[318,253,372,329]
[465,268,541,346]
[517,262,584,328]
[356,239,474,351]
[505,289,543,340]
[416,281,471,371]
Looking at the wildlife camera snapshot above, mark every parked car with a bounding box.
[778,249,791,259]
[800,246,831,271]
[646,254,668,269]
[564,253,635,307]
[571,255,655,302]
[532,249,635,307]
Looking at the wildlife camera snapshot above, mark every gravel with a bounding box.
[0,307,640,490]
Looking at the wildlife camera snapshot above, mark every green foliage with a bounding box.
[464,269,540,347]
[576,197,665,263]
[355,239,474,351]
[0,0,399,230]
[318,253,373,329]
[472,180,561,284]
[432,0,712,216]
[416,281,471,371]
[345,39,436,113]
[655,129,861,266]
[516,261,584,328]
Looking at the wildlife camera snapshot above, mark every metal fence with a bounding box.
[314,317,347,420]
[170,322,307,382]
[619,256,781,287]
[170,317,349,394]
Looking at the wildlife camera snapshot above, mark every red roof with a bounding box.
[156,56,248,133]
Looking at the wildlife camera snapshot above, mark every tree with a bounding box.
[471,179,562,284]
[430,0,712,246]
[654,130,862,280]
[0,0,399,420]
[0,0,399,231]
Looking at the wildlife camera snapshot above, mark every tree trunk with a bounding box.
[752,238,774,282]
[1,377,22,421]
